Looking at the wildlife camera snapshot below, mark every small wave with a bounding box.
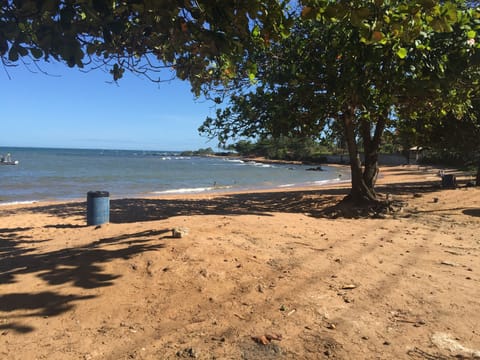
[0,200,38,206]
[245,161,274,168]
[153,184,233,195]
[313,179,334,185]
[153,187,212,194]
[224,158,244,163]
[313,178,350,185]
[278,178,342,188]
[278,183,296,188]
[224,159,273,168]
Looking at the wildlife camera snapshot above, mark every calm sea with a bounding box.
[0,147,350,205]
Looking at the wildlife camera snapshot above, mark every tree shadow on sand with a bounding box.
[16,180,453,223]
[17,188,354,223]
[463,208,480,217]
[0,181,469,334]
[0,227,166,333]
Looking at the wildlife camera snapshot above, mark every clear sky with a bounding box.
[1,61,220,151]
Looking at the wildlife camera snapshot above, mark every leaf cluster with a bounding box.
[200,1,479,155]
[0,0,291,92]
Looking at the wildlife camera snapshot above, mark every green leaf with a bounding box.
[396,47,408,59]
[17,45,28,57]
[30,48,43,59]
[443,3,458,23]
[8,48,18,62]
[467,30,476,39]
[86,43,97,56]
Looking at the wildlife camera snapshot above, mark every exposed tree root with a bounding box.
[322,194,408,219]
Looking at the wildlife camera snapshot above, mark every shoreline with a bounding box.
[0,164,463,209]
[0,161,352,207]
[0,176,352,208]
[0,164,472,211]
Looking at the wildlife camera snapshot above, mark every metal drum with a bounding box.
[86,191,110,225]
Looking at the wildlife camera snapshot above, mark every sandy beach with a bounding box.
[1,165,479,359]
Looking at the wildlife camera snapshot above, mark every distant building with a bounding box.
[409,146,425,164]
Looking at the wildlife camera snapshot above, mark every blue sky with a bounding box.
[1,61,221,151]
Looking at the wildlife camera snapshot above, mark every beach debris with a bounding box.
[327,323,336,330]
[266,333,283,341]
[251,333,283,345]
[199,269,208,278]
[172,227,189,238]
[252,335,269,345]
[341,284,357,290]
[390,310,426,327]
[146,260,154,276]
[287,309,296,317]
[176,347,198,358]
[440,261,458,267]
[431,332,480,358]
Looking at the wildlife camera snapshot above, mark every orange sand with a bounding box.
[0,165,479,359]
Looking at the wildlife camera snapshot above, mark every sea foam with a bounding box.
[0,200,38,206]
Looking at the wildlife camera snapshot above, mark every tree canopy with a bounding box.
[398,97,480,183]
[1,0,291,93]
[201,0,480,202]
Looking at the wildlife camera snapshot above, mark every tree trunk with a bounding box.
[343,108,377,203]
[476,159,480,186]
[360,116,387,190]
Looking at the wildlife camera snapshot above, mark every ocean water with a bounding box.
[0,147,350,205]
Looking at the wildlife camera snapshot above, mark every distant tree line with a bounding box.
[180,147,216,157]
[222,137,331,163]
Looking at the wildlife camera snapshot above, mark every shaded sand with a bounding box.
[1,165,479,359]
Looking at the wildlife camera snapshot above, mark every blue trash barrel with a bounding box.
[442,174,456,189]
[86,191,110,225]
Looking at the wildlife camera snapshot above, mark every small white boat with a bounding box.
[0,153,19,165]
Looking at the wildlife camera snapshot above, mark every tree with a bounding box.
[1,0,291,93]
[201,1,480,203]
[225,136,328,161]
[399,98,480,185]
